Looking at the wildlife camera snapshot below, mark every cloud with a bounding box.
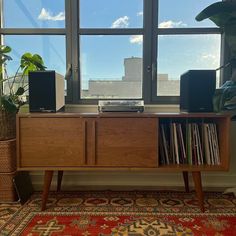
[137,11,143,17]
[129,35,143,44]
[111,16,129,28]
[200,53,219,67]
[159,20,187,28]
[38,8,65,21]
[202,54,216,60]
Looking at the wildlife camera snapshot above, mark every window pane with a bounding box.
[159,0,219,28]
[80,35,143,99]
[80,0,143,28]
[4,35,66,75]
[157,34,221,96]
[3,35,66,95]
[3,0,65,28]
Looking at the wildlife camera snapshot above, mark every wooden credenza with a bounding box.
[16,112,231,211]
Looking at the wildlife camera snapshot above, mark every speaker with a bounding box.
[28,71,65,112]
[180,70,216,112]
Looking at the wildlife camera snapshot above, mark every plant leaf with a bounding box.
[0,45,12,54]
[0,45,12,74]
[195,2,236,28]
[20,53,46,75]
[0,45,12,63]
[15,87,25,96]
[1,96,18,113]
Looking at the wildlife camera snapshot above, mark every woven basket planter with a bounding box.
[0,110,16,141]
[0,171,17,202]
[0,139,16,173]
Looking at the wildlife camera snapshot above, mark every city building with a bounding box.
[82,57,179,98]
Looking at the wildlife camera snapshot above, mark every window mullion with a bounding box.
[143,0,156,103]
[0,28,65,34]
[151,0,158,103]
[70,0,80,103]
[79,28,143,35]
[0,0,3,30]
[65,0,73,102]
[0,0,3,45]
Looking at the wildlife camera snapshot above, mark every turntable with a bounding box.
[98,100,144,112]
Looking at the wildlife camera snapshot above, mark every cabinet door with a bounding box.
[18,117,85,167]
[95,118,158,167]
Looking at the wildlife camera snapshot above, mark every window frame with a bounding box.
[0,0,70,100]
[74,0,222,104]
[0,0,225,105]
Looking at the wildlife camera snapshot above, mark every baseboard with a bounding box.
[29,171,236,191]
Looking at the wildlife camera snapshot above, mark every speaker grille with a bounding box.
[29,71,56,112]
[180,70,216,112]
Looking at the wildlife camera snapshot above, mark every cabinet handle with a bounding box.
[83,120,87,165]
[93,120,97,165]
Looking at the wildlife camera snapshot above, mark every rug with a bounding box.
[1,191,236,235]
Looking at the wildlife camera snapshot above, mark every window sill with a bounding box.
[20,104,180,113]
[64,104,180,113]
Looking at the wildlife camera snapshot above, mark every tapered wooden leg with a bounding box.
[182,171,189,192]
[41,171,53,211]
[192,171,205,212]
[57,171,63,192]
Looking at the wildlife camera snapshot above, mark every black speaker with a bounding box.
[28,71,65,112]
[180,70,216,112]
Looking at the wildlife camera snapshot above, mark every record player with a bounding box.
[98,100,144,112]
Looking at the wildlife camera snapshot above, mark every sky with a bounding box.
[3,0,221,89]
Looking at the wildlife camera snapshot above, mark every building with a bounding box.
[82,57,179,98]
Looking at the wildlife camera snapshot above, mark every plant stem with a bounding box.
[10,65,20,92]
[0,73,2,108]
[4,67,13,95]
[216,62,231,71]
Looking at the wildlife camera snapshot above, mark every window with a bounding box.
[3,0,65,28]
[80,35,143,99]
[0,0,222,105]
[4,35,65,75]
[156,0,221,101]
[77,0,144,102]
[80,0,143,28]
[157,34,221,96]
[0,0,66,97]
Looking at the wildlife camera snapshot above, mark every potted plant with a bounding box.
[196,1,236,112]
[0,45,46,140]
[0,45,46,201]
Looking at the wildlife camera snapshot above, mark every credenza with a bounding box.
[16,112,231,211]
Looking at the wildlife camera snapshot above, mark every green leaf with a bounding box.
[20,52,46,75]
[0,45,46,112]
[1,96,18,113]
[0,55,12,63]
[0,45,12,74]
[0,45,12,54]
[195,2,236,28]
[15,87,25,96]
[0,45,12,63]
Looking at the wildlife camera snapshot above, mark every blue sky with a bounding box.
[3,0,65,76]
[3,0,220,89]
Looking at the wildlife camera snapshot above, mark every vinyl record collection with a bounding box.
[159,121,220,166]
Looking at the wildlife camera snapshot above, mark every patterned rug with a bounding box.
[1,191,236,235]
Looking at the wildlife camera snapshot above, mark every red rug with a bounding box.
[1,191,236,235]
